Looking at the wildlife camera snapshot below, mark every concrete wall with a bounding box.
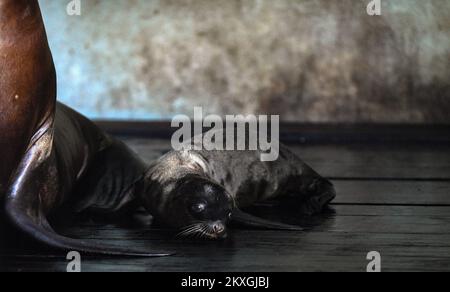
[39,0,450,123]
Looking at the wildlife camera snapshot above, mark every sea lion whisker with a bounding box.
[178,222,201,231]
[176,227,197,238]
[191,225,206,239]
[179,223,199,231]
[189,224,204,239]
[197,224,211,239]
[192,225,203,239]
[176,223,204,238]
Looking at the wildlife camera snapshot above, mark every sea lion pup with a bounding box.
[139,131,336,239]
[0,0,169,257]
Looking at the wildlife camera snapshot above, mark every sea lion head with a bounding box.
[161,174,234,240]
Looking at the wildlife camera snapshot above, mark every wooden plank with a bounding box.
[122,139,450,179]
[286,145,450,179]
[54,207,450,236]
[1,205,449,272]
[243,205,450,234]
[332,205,450,216]
[332,180,450,205]
[97,122,450,145]
[1,231,449,272]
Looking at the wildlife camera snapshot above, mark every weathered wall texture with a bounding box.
[39,0,450,123]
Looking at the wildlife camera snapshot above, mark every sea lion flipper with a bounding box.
[5,201,171,257]
[295,168,337,216]
[4,124,171,257]
[231,209,304,231]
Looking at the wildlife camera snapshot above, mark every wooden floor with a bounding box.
[1,134,450,272]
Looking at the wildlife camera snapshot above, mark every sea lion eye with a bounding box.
[191,203,206,213]
[228,212,232,219]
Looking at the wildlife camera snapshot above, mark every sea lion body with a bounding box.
[0,0,56,198]
[196,147,315,208]
[41,103,145,215]
[141,133,336,238]
[0,1,168,256]
[3,101,164,256]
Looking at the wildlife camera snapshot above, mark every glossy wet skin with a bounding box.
[163,176,234,239]
[0,0,56,198]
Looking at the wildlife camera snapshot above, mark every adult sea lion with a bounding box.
[139,133,336,239]
[0,0,169,256]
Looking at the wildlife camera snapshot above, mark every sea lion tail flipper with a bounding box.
[5,125,172,257]
[5,200,172,257]
[231,209,304,231]
[297,172,337,216]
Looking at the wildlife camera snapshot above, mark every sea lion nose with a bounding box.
[212,222,225,234]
